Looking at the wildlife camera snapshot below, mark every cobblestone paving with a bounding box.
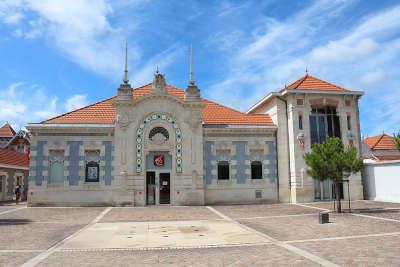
[100,206,220,222]
[0,207,105,223]
[1,201,400,266]
[295,234,400,266]
[213,203,318,219]
[366,210,400,221]
[0,252,40,267]
[304,200,400,211]
[0,203,25,213]
[38,245,319,267]
[0,223,83,250]
[239,212,400,241]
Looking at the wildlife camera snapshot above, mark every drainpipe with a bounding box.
[274,132,280,203]
[277,95,292,203]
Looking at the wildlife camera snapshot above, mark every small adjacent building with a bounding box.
[26,61,365,206]
[0,123,16,148]
[0,123,31,201]
[0,148,29,201]
[362,133,400,203]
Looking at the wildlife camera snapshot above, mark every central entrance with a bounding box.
[146,171,170,205]
[145,151,172,205]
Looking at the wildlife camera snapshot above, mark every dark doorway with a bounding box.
[159,173,170,204]
[146,171,156,205]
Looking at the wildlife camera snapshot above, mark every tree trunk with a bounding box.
[335,179,342,213]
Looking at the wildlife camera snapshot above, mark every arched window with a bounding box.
[149,127,169,140]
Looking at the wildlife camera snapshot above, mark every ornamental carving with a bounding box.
[117,112,131,129]
[135,113,182,173]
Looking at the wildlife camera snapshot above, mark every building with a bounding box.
[363,133,400,161]
[26,54,364,206]
[0,122,31,201]
[362,133,400,203]
[0,123,16,148]
[0,148,29,201]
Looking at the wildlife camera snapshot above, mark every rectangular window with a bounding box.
[347,115,351,130]
[0,176,3,192]
[217,161,229,180]
[310,107,341,145]
[298,114,303,130]
[85,150,100,182]
[345,100,351,107]
[296,99,304,106]
[251,161,263,179]
[49,150,65,184]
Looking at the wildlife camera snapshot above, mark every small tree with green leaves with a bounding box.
[303,137,363,213]
[394,132,400,151]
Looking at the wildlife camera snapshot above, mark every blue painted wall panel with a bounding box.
[67,141,82,186]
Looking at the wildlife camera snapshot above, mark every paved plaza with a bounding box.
[0,201,399,266]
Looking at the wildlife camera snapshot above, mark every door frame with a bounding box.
[145,171,171,205]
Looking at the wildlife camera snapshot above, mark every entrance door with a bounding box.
[146,172,156,205]
[159,173,170,204]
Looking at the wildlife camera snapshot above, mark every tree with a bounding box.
[303,137,363,213]
[394,132,400,151]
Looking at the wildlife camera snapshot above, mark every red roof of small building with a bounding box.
[280,74,350,92]
[0,123,16,137]
[42,83,274,126]
[375,155,400,161]
[364,133,397,150]
[0,148,29,167]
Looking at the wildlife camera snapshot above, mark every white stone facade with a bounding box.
[26,73,365,206]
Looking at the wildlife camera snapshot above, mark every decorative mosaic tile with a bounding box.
[136,113,182,173]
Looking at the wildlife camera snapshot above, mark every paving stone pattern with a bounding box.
[0,201,400,266]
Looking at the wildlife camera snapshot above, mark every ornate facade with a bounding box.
[27,67,364,206]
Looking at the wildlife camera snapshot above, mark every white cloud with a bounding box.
[64,94,88,112]
[1,0,139,79]
[310,38,378,64]
[204,1,400,136]
[0,82,92,130]
[360,70,384,85]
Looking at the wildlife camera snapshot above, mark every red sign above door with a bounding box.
[153,154,165,167]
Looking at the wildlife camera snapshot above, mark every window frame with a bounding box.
[251,161,263,180]
[298,114,303,130]
[85,161,100,183]
[347,115,352,131]
[217,161,230,180]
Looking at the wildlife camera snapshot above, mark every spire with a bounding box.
[189,45,195,86]
[185,45,200,101]
[123,41,129,84]
[117,40,132,101]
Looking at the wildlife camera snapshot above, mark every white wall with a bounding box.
[363,160,400,203]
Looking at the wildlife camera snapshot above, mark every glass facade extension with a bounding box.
[309,106,342,200]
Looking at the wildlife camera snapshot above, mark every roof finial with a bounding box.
[189,45,195,86]
[156,65,159,74]
[305,67,308,75]
[123,41,129,84]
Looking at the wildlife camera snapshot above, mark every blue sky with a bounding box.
[0,0,399,136]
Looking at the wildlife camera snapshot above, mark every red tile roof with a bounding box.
[0,148,29,167]
[364,134,397,150]
[280,74,350,92]
[42,83,274,126]
[0,123,16,137]
[375,155,400,161]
